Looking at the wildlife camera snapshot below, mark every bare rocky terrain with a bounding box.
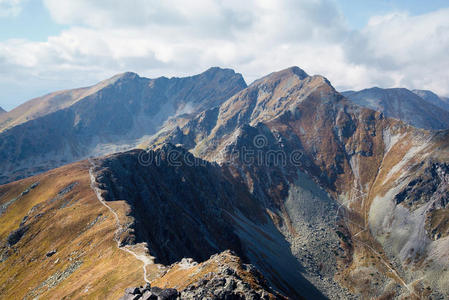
[119,251,284,300]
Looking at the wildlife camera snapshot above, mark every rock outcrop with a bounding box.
[120,251,286,300]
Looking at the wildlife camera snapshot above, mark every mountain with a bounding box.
[412,89,449,112]
[342,87,449,130]
[148,67,449,298]
[0,107,5,115]
[1,66,449,299]
[0,67,246,184]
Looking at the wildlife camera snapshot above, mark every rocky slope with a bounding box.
[0,107,5,115]
[0,67,246,184]
[342,87,449,130]
[147,67,449,298]
[120,250,285,300]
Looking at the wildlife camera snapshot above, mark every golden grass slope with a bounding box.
[0,161,145,299]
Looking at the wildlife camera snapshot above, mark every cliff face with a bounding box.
[91,146,325,299]
[0,68,246,185]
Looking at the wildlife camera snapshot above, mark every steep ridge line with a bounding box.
[88,158,153,283]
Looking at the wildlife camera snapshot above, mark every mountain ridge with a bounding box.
[0,67,246,133]
[0,67,247,184]
[342,87,449,130]
[412,89,449,112]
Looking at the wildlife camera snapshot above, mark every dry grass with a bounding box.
[0,161,145,299]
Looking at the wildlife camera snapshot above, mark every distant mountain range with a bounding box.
[342,87,449,130]
[0,67,246,184]
[412,89,449,111]
[0,107,5,115]
[1,67,448,299]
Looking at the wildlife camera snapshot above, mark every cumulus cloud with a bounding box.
[0,0,448,109]
[344,8,449,94]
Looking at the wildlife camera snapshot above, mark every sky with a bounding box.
[0,0,448,111]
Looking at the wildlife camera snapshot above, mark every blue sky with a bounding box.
[338,0,449,28]
[0,0,449,110]
[0,1,65,41]
[2,0,448,41]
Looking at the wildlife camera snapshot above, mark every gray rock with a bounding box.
[46,250,57,257]
[141,291,157,300]
[158,288,179,300]
[125,287,140,295]
[6,225,29,247]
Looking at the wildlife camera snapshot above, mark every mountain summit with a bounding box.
[252,66,309,84]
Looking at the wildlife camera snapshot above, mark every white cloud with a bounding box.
[0,0,449,110]
[0,0,23,17]
[344,8,449,94]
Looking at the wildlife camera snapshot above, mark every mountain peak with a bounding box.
[95,72,142,87]
[272,66,308,79]
[109,71,140,82]
[284,66,309,77]
[203,66,236,75]
[199,67,246,86]
[253,66,309,86]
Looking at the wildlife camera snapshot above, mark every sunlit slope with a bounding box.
[0,161,145,299]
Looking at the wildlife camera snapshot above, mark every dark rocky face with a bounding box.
[91,145,324,299]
